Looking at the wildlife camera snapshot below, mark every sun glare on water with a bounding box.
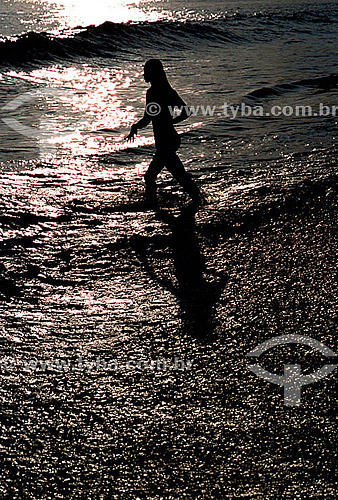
[43,0,161,27]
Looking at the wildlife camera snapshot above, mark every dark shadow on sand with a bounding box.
[131,205,228,338]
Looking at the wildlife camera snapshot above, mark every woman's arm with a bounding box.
[172,106,190,125]
[171,90,191,125]
[126,110,152,142]
[135,110,152,130]
[126,90,152,142]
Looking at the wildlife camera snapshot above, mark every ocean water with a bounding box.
[1,0,338,180]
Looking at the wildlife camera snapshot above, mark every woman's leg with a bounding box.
[144,152,164,201]
[164,152,201,202]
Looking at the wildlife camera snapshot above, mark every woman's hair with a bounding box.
[144,59,169,85]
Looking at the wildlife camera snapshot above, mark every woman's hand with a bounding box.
[126,124,138,142]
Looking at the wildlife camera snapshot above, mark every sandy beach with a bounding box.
[0,159,336,498]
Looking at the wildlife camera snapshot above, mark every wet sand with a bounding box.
[0,165,337,499]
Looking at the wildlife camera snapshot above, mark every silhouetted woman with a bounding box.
[127,59,201,205]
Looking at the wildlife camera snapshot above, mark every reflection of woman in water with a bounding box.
[127,59,201,205]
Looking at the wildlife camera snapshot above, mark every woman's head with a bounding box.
[144,59,168,85]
